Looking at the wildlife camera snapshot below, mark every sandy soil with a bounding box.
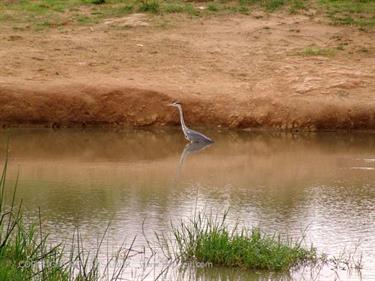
[0,13,374,130]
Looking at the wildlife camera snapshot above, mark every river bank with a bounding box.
[1,10,374,130]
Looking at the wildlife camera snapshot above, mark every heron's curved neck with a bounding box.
[176,105,187,133]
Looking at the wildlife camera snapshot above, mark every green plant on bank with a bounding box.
[162,210,317,271]
[320,0,375,27]
[289,0,306,13]
[207,2,219,11]
[139,0,160,13]
[263,0,285,12]
[0,0,373,28]
[238,0,305,12]
[91,0,106,4]
[298,46,337,57]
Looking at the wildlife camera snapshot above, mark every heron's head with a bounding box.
[168,101,181,107]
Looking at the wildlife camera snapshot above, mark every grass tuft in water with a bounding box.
[169,210,317,271]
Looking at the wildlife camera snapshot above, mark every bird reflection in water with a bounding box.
[175,141,213,181]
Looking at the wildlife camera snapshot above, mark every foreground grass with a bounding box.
[0,155,130,281]
[0,0,374,29]
[0,158,64,280]
[167,211,317,271]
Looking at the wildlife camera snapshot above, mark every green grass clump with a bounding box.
[207,3,219,11]
[264,0,285,11]
[162,2,198,15]
[91,0,106,4]
[298,46,336,57]
[230,5,250,14]
[138,0,161,13]
[163,3,185,13]
[289,0,306,13]
[170,211,317,271]
[320,0,375,27]
[238,0,286,11]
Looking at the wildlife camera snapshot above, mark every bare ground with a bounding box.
[0,13,374,130]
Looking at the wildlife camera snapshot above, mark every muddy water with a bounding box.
[1,128,375,280]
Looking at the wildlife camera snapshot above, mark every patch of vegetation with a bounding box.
[0,156,65,280]
[163,3,185,13]
[264,0,285,11]
[289,0,306,13]
[160,1,199,15]
[320,0,375,27]
[156,210,363,272]
[167,211,317,271]
[231,5,251,14]
[0,152,131,281]
[238,0,286,11]
[91,0,106,4]
[138,0,161,14]
[76,14,99,24]
[182,4,200,16]
[207,2,219,11]
[0,0,373,28]
[298,46,337,57]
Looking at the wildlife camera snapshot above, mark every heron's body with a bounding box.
[169,102,213,144]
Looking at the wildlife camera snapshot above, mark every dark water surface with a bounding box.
[1,128,375,280]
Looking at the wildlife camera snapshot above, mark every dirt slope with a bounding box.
[0,13,374,130]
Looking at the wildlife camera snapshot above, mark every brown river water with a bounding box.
[1,128,375,280]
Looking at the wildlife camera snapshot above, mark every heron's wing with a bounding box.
[186,128,213,143]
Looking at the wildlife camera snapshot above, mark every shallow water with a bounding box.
[1,128,375,280]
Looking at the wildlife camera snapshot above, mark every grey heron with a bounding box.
[168,101,213,143]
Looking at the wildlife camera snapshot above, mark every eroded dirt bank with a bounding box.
[0,13,374,130]
[1,81,374,130]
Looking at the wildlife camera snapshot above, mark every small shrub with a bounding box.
[207,3,219,11]
[164,3,185,13]
[264,0,285,11]
[90,0,106,4]
[289,0,306,13]
[117,4,134,15]
[138,0,160,14]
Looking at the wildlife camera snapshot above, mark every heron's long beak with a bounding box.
[168,103,175,107]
